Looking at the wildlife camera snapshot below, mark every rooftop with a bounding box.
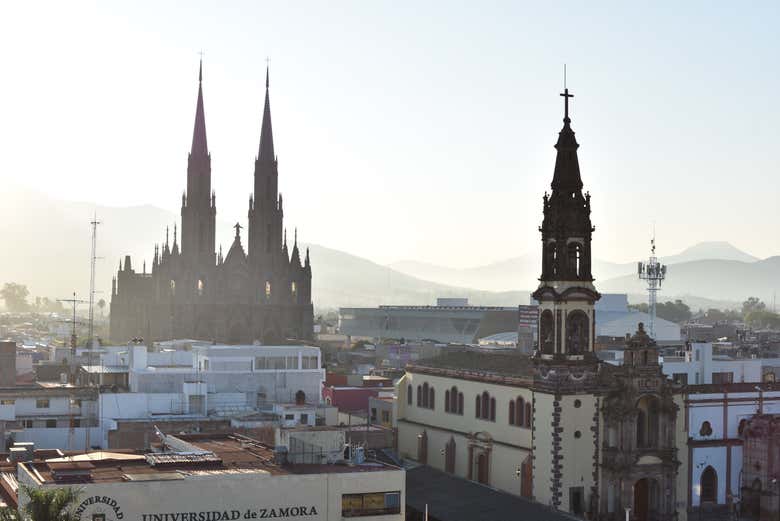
[406,465,576,521]
[21,432,396,486]
[408,350,534,386]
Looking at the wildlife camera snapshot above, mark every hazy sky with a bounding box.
[2,1,779,268]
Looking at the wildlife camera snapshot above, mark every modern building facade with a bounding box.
[110,63,313,345]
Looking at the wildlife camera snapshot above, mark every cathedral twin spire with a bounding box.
[190,59,209,158]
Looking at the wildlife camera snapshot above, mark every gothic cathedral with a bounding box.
[110,62,313,344]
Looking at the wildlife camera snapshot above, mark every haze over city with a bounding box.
[2,1,779,272]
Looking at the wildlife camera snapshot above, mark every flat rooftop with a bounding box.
[408,350,535,381]
[22,433,395,485]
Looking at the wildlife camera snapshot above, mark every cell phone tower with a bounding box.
[638,234,667,339]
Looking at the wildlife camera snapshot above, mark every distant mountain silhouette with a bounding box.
[0,185,769,312]
[390,241,762,294]
[0,185,529,311]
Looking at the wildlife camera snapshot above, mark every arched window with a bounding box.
[450,386,459,413]
[700,421,713,437]
[566,310,589,355]
[567,242,582,278]
[475,395,481,418]
[445,437,456,474]
[701,466,718,503]
[546,241,557,277]
[265,281,272,299]
[407,385,412,405]
[540,310,554,354]
[422,383,429,408]
[429,387,435,410]
[170,279,176,296]
[445,390,451,413]
[481,392,490,420]
[490,397,496,422]
[197,279,204,296]
[516,397,525,427]
[636,395,660,448]
[291,281,297,298]
[417,385,422,407]
[525,402,532,427]
[458,392,464,415]
[508,400,515,425]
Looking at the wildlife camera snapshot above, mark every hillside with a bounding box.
[0,186,530,311]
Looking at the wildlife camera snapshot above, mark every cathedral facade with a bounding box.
[110,63,313,345]
[396,88,682,520]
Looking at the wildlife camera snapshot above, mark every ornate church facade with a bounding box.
[110,63,313,345]
[396,88,682,520]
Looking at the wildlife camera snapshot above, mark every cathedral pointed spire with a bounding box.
[190,58,209,157]
[172,224,179,255]
[304,247,310,269]
[258,65,275,162]
[290,228,301,267]
[550,87,583,195]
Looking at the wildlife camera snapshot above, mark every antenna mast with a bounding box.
[57,293,86,353]
[637,231,667,339]
[88,214,102,348]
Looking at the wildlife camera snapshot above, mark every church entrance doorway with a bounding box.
[632,478,658,521]
[476,453,488,484]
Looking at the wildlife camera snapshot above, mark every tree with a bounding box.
[18,485,81,521]
[745,310,780,329]
[742,297,766,316]
[0,283,30,312]
[656,300,692,324]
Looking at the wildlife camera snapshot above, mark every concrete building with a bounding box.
[16,432,405,521]
[339,303,529,345]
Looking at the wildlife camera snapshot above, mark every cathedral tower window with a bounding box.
[566,310,589,354]
[265,281,271,300]
[170,280,176,296]
[197,279,204,296]
[567,242,582,278]
[545,242,557,277]
[407,384,412,405]
[291,281,297,297]
[540,310,554,354]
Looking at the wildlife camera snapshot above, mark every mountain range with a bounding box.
[1,185,776,312]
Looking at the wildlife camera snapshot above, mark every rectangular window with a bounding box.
[712,372,733,384]
[272,358,286,370]
[0,400,15,405]
[36,399,50,409]
[72,419,81,428]
[342,491,401,518]
[382,410,390,423]
[300,414,309,425]
[45,419,57,428]
[23,420,33,428]
[286,356,298,369]
[284,414,294,420]
[370,408,377,421]
[255,357,268,370]
[301,356,318,369]
[672,373,688,385]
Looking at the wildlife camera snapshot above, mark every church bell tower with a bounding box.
[532,86,600,362]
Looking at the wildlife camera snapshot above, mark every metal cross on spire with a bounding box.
[560,64,573,121]
[233,222,243,238]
